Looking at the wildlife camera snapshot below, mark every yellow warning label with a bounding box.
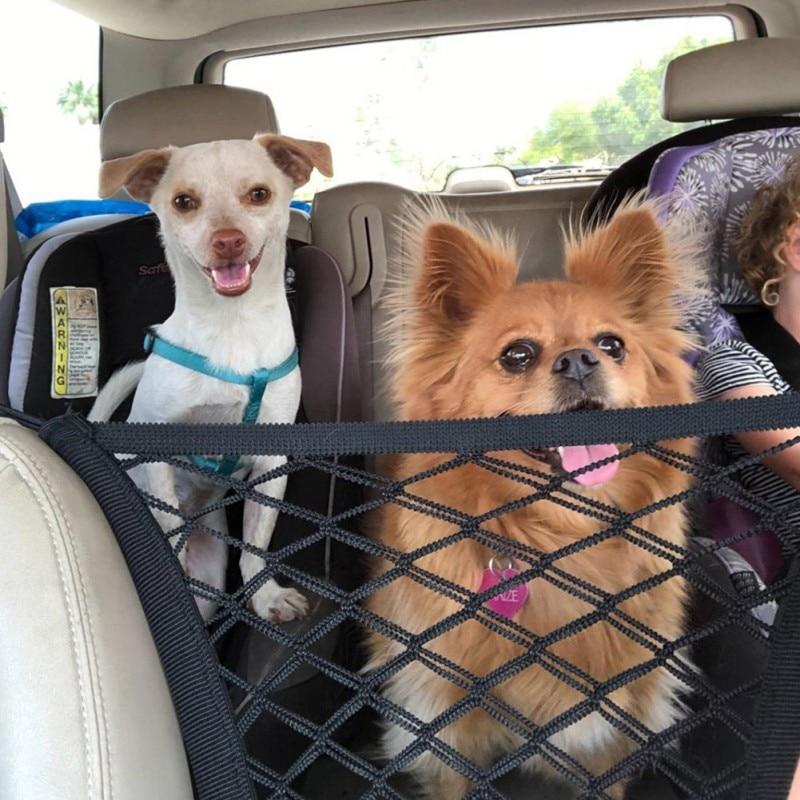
[50,286,99,399]
[52,289,69,397]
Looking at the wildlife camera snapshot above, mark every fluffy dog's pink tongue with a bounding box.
[560,444,620,486]
[211,262,250,290]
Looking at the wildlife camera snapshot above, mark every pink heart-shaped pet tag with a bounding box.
[479,567,529,618]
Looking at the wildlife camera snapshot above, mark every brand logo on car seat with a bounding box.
[138,262,170,276]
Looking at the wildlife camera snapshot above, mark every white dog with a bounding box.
[89,134,332,622]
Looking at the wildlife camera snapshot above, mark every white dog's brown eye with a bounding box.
[173,194,198,212]
[597,334,626,361]
[248,187,271,204]
[500,340,540,373]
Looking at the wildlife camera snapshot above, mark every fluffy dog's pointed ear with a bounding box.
[99,148,172,201]
[565,204,677,325]
[417,221,518,324]
[254,134,333,187]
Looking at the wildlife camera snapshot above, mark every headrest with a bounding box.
[0,106,4,144]
[443,166,517,194]
[100,85,279,160]
[662,38,800,123]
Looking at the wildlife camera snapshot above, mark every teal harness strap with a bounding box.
[143,331,299,475]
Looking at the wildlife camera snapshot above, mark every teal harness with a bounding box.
[143,330,299,475]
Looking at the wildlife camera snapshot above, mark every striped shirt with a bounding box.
[697,339,800,534]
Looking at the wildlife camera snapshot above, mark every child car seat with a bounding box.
[587,37,800,586]
[0,84,365,789]
[647,127,800,585]
[0,202,365,785]
[584,38,800,798]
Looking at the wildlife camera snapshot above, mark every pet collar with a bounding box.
[143,329,299,475]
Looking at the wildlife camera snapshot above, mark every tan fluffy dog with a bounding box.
[364,201,697,799]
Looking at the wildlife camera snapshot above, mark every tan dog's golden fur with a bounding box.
[364,201,697,799]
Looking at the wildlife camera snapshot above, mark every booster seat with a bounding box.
[649,129,800,588]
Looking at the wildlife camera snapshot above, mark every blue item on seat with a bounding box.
[289,199,311,215]
[15,199,150,238]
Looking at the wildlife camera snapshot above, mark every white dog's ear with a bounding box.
[254,134,333,188]
[99,148,173,201]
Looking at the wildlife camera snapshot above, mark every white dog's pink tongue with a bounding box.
[211,262,250,290]
[560,444,620,486]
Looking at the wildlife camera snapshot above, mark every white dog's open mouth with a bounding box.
[203,250,263,296]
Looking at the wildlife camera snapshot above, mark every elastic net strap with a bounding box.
[92,393,800,459]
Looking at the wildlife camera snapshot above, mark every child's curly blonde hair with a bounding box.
[736,152,800,306]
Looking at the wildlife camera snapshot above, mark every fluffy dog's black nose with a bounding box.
[552,349,599,383]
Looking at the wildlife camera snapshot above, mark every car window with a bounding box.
[225,16,735,198]
[1,0,100,204]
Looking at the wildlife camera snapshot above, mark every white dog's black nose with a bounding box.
[552,349,599,383]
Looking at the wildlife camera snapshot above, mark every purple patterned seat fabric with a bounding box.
[649,128,800,343]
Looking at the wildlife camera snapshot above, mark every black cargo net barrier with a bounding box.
[35,394,800,800]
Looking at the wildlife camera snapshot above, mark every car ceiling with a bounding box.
[51,0,800,41]
[52,0,414,40]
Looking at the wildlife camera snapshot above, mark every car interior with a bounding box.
[2,1,800,799]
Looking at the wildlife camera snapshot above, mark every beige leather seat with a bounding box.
[100,84,279,160]
[311,181,585,420]
[0,418,192,799]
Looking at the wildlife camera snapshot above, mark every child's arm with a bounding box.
[789,756,800,800]
[719,383,800,490]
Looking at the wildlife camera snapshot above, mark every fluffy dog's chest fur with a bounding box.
[366,449,692,799]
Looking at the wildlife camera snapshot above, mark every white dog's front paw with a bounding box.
[250,580,309,623]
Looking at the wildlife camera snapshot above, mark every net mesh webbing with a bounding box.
[83,396,800,800]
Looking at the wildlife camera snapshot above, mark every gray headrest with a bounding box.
[100,85,279,160]
[662,38,800,123]
[0,106,4,144]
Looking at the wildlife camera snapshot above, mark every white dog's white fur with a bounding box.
[89,134,332,622]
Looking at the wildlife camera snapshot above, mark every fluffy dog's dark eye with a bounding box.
[248,187,271,204]
[173,194,198,212]
[597,334,626,361]
[499,340,540,373]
